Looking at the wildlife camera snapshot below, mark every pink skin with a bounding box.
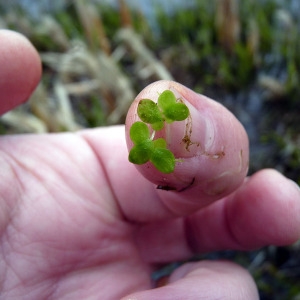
[0,30,300,300]
[126,81,249,206]
[0,30,42,115]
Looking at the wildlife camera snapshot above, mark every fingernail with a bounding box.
[168,86,216,158]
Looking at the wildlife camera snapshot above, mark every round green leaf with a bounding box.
[158,90,177,111]
[152,138,167,149]
[150,148,175,174]
[151,121,164,131]
[137,99,163,125]
[128,140,153,164]
[164,103,189,122]
[130,121,150,144]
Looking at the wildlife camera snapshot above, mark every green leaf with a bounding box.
[157,90,177,111]
[150,148,175,173]
[137,99,163,125]
[157,90,190,123]
[164,103,189,122]
[128,140,153,164]
[153,138,167,149]
[130,121,150,144]
[151,121,164,131]
[128,90,190,173]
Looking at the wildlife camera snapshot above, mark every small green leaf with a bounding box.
[151,121,164,131]
[128,140,153,164]
[150,148,175,173]
[130,121,150,144]
[153,138,167,149]
[138,99,163,125]
[157,90,177,111]
[164,103,189,122]
[128,89,190,173]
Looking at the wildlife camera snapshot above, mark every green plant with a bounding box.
[128,90,189,173]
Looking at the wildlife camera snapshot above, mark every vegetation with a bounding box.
[0,0,299,298]
[129,90,189,173]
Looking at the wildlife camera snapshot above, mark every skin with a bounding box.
[0,30,42,114]
[0,29,300,300]
[126,82,249,205]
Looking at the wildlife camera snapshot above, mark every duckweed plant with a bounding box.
[128,90,189,173]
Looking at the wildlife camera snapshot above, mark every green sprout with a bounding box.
[128,90,190,174]
[137,90,189,130]
[129,121,175,173]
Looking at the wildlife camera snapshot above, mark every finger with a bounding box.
[125,80,249,208]
[186,169,300,252]
[0,30,41,115]
[80,80,249,221]
[121,261,259,300]
[135,169,300,263]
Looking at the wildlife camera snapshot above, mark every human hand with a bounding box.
[0,30,299,300]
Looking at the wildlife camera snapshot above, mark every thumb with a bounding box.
[125,80,249,212]
[121,261,259,300]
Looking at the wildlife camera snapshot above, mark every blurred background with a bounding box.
[0,0,299,298]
